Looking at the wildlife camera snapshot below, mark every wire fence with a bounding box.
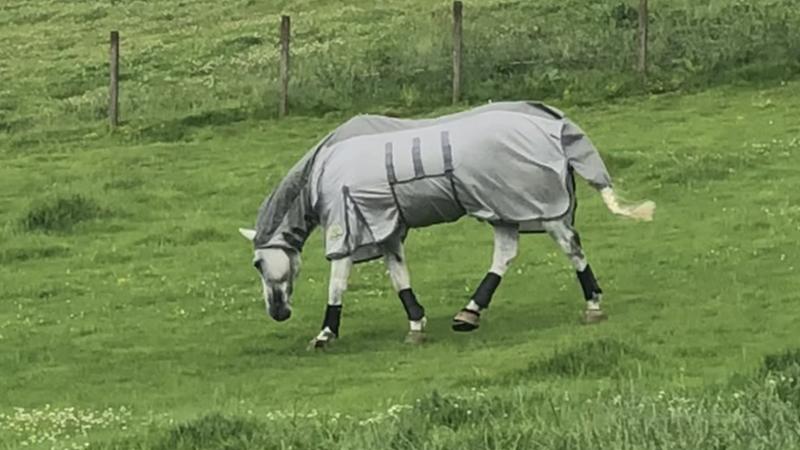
[98,0,799,132]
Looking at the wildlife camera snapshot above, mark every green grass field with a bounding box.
[2,0,800,449]
[2,81,800,449]
[2,0,799,141]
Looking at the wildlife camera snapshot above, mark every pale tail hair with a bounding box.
[600,187,655,222]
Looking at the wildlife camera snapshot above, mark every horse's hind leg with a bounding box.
[541,219,607,324]
[382,238,427,344]
[452,223,519,332]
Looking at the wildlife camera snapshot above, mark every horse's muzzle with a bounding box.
[268,288,292,322]
[270,306,292,322]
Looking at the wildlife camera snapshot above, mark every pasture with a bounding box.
[2,0,800,449]
[3,82,800,449]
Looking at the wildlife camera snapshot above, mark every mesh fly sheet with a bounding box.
[253,102,611,263]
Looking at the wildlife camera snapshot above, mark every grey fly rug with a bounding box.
[252,102,612,263]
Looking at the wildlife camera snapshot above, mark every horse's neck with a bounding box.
[255,136,332,252]
[254,177,319,252]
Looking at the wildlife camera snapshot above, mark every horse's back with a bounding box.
[314,110,574,261]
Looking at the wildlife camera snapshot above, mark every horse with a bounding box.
[238,102,654,348]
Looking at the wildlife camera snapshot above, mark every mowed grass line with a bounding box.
[1,82,799,448]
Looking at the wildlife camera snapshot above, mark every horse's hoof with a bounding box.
[307,338,333,351]
[404,330,426,345]
[582,309,608,324]
[307,331,336,351]
[452,309,480,332]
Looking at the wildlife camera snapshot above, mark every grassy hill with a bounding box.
[1,0,799,145]
[2,1,800,449]
[2,80,800,448]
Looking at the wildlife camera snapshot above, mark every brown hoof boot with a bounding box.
[452,309,480,332]
[404,330,426,345]
[582,308,608,325]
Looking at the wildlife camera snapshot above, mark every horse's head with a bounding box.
[239,228,301,322]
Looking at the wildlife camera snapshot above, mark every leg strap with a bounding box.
[472,272,502,309]
[399,288,425,321]
[322,304,342,336]
[577,264,603,301]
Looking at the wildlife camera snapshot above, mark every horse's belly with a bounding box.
[393,176,464,228]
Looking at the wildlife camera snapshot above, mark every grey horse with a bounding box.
[238,102,654,348]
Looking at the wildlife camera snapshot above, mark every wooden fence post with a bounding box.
[109,31,119,129]
[452,1,463,104]
[638,0,648,80]
[279,15,291,117]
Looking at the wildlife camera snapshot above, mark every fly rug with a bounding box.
[238,102,655,349]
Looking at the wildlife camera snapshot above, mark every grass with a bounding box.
[517,337,654,378]
[1,78,800,448]
[1,0,799,149]
[21,194,107,233]
[6,364,799,449]
[2,1,800,447]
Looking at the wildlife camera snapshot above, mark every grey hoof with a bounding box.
[582,308,608,324]
[452,309,480,332]
[404,330,426,345]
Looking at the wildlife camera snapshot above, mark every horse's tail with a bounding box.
[599,187,655,221]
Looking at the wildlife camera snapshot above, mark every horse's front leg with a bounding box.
[308,256,353,350]
[382,239,427,344]
[452,223,519,332]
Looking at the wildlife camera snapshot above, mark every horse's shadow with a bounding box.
[239,292,579,360]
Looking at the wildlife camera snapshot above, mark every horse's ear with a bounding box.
[238,228,256,241]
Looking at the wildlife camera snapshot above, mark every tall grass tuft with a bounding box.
[21,194,106,233]
[762,348,800,407]
[151,413,265,450]
[524,338,652,378]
